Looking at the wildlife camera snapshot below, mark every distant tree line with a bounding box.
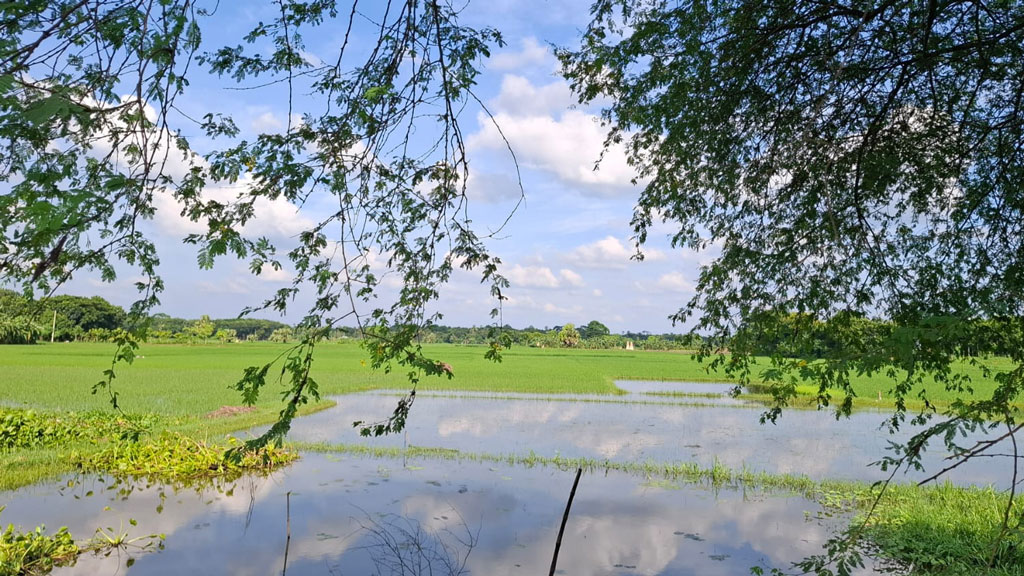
[417,320,705,351]
[7,291,1011,358]
[0,290,301,345]
[733,311,1024,359]
[0,290,127,343]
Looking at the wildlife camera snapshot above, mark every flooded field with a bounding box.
[1,453,885,575]
[276,382,1011,487]
[1,380,1013,575]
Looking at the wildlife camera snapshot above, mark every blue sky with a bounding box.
[59,1,712,334]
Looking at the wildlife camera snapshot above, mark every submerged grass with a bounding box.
[296,441,829,495]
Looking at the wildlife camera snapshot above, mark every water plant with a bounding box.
[0,507,78,576]
[75,434,297,482]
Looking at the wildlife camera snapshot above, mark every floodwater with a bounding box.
[0,453,885,575]
[2,380,1011,574]
[275,382,1012,487]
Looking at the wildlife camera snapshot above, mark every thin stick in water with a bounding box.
[549,467,583,576]
[282,491,292,575]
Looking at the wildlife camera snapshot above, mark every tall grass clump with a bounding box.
[857,482,1024,575]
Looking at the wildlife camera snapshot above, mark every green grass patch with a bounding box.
[0,403,326,491]
[0,342,1015,414]
[857,483,1024,575]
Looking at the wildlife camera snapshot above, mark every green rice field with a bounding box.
[0,341,1014,416]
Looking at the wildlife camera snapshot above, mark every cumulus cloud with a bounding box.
[69,95,315,242]
[559,268,584,287]
[150,174,314,240]
[490,75,575,117]
[488,37,550,71]
[469,72,643,196]
[569,236,666,269]
[250,111,283,132]
[254,265,293,283]
[504,264,560,288]
[655,272,695,293]
[470,109,637,194]
[503,264,585,289]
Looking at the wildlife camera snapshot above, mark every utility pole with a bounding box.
[50,310,56,343]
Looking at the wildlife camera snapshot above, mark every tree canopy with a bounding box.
[560,1,1024,570]
[0,0,513,446]
[560,0,1024,423]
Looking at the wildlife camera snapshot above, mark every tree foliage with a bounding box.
[0,290,127,341]
[1,0,514,449]
[579,319,610,340]
[558,323,580,348]
[561,0,1024,431]
[560,0,1024,570]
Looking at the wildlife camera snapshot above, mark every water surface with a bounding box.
[0,454,885,575]
[272,384,1011,487]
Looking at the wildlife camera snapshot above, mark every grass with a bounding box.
[0,341,1015,413]
[296,441,826,495]
[857,482,1024,576]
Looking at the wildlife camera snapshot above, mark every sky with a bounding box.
[57,0,714,334]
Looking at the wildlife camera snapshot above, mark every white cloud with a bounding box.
[503,264,585,290]
[504,264,560,288]
[488,37,550,71]
[655,272,695,293]
[559,268,584,287]
[151,175,314,240]
[568,236,667,269]
[470,109,637,195]
[67,96,314,243]
[254,265,293,283]
[250,111,283,132]
[468,72,643,195]
[490,75,575,117]
[570,236,636,269]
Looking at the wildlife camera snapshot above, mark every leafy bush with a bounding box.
[0,316,44,345]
